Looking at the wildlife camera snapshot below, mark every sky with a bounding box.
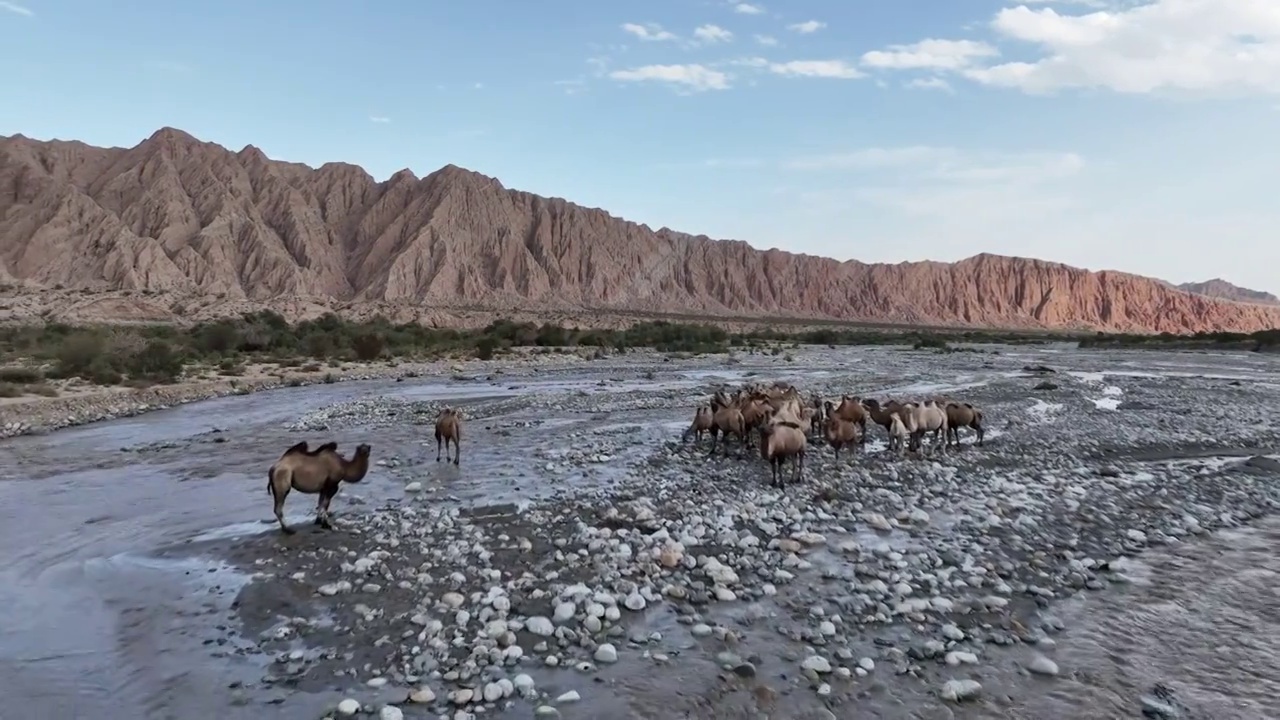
[2,0,1278,292]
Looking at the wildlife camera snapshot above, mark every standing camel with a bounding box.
[435,407,462,465]
[267,441,372,534]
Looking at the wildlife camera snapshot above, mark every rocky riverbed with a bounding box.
[4,343,1280,720]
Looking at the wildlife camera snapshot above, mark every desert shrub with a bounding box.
[195,321,240,356]
[351,332,385,361]
[54,331,107,378]
[0,366,43,384]
[475,336,497,360]
[126,340,184,382]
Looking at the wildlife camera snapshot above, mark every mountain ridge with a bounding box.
[1177,279,1279,307]
[2,126,1279,334]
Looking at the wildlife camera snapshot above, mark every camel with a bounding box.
[886,412,910,456]
[739,398,770,447]
[823,414,863,459]
[435,407,462,465]
[807,393,826,436]
[707,394,747,456]
[826,396,869,445]
[683,406,715,443]
[904,400,948,455]
[945,402,985,447]
[862,398,906,442]
[759,414,807,491]
[268,441,372,534]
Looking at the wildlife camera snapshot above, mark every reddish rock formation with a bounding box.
[2,127,1278,334]
[1178,279,1279,307]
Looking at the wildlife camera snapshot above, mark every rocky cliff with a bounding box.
[1178,279,1279,307]
[2,127,1278,334]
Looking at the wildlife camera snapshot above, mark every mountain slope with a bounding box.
[1178,279,1280,307]
[2,127,1278,334]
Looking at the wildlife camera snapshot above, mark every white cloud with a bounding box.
[694,24,733,43]
[788,20,826,34]
[609,64,730,91]
[861,39,999,70]
[0,1,33,16]
[907,77,955,93]
[767,60,863,79]
[959,1,1280,95]
[621,22,677,42]
[369,116,391,123]
[785,146,1085,185]
[734,3,765,14]
[1020,0,1108,5]
[780,146,1087,235]
[754,34,778,46]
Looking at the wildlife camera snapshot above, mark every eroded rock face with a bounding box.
[1178,279,1280,307]
[3,127,1279,334]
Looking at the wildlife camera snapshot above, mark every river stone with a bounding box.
[336,699,361,716]
[940,679,982,702]
[1028,654,1060,676]
[526,616,554,636]
[378,707,403,720]
[801,656,832,673]
[594,643,619,663]
[554,602,576,623]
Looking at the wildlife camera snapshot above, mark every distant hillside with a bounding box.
[4,126,1280,334]
[1178,279,1280,307]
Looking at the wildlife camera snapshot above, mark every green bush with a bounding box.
[126,340,184,382]
[0,366,43,384]
[475,336,497,360]
[351,332,385,361]
[55,331,106,377]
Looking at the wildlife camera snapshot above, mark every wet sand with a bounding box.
[1,344,1279,719]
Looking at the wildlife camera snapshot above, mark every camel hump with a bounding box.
[313,441,339,454]
[964,402,973,409]
[283,441,309,455]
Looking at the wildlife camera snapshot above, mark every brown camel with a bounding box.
[267,441,372,534]
[435,407,462,465]
[683,406,714,443]
[945,402,985,447]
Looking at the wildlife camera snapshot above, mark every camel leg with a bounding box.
[271,482,294,535]
[435,433,443,462]
[976,425,985,446]
[316,484,339,529]
[452,436,460,466]
[795,450,805,485]
[707,428,720,456]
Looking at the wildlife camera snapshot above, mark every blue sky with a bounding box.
[3,0,1278,292]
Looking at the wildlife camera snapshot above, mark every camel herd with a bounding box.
[264,381,986,533]
[682,381,986,490]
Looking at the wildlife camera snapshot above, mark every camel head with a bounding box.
[343,443,373,483]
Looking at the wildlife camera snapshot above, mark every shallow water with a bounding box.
[1,345,1279,718]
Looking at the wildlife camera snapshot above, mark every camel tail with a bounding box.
[268,465,289,495]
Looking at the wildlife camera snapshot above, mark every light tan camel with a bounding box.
[267,441,372,534]
[435,407,462,465]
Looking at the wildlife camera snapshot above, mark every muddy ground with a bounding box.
[3,344,1280,720]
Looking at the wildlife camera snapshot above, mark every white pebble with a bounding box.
[594,643,619,663]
